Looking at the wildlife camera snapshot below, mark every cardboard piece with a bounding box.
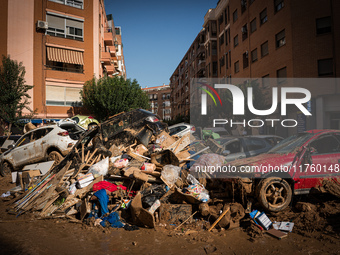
[273,221,294,232]
[22,170,42,185]
[155,131,177,148]
[77,173,94,188]
[22,161,55,175]
[130,192,155,228]
[159,203,192,223]
[266,229,288,239]
[168,132,191,153]
[80,197,89,221]
[11,172,18,183]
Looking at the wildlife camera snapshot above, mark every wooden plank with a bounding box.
[86,148,98,164]
[208,207,230,232]
[84,150,90,162]
[174,211,197,230]
[81,143,85,163]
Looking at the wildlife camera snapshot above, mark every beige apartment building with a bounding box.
[0,0,126,123]
[170,0,340,135]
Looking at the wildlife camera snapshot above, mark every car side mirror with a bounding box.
[7,144,14,149]
[222,150,231,156]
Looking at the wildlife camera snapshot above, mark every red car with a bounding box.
[223,130,340,212]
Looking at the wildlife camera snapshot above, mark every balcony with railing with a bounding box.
[104,63,114,74]
[108,46,116,56]
[104,27,114,46]
[101,51,111,64]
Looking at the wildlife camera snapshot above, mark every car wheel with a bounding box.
[0,162,12,177]
[88,123,98,130]
[47,151,63,166]
[256,177,292,212]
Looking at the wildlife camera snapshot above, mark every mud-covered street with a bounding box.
[1,174,339,255]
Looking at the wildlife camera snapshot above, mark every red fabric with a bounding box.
[92,181,136,197]
[93,181,127,193]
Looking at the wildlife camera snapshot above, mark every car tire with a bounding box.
[88,123,98,130]
[47,151,63,166]
[0,161,12,177]
[256,177,292,212]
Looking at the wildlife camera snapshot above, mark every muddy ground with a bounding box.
[0,175,339,255]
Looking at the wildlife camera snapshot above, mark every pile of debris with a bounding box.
[4,110,320,240]
[3,110,241,231]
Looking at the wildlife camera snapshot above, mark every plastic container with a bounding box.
[148,199,161,214]
[141,163,156,173]
[161,165,181,187]
[113,158,129,169]
[187,174,200,185]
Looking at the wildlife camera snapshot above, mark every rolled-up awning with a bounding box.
[47,46,84,65]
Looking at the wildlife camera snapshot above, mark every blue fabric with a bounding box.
[100,212,124,228]
[88,189,124,229]
[94,189,109,217]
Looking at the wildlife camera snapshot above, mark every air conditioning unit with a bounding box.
[37,20,48,30]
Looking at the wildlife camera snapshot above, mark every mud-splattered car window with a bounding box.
[310,135,340,154]
[16,133,32,147]
[268,133,313,154]
[244,138,266,151]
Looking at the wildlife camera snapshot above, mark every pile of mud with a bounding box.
[268,199,340,238]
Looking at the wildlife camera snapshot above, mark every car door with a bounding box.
[176,125,188,137]
[224,139,246,161]
[32,128,53,161]
[10,132,36,167]
[299,133,340,190]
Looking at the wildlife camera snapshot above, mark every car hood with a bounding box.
[227,152,296,167]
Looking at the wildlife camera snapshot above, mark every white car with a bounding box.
[0,125,78,176]
[169,123,195,137]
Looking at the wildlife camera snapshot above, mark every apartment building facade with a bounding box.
[0,0,126,122]
[142,84,171,121]
[170,0,340,135]
[170,30,205,119]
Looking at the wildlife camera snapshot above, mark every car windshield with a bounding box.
[268,133,313,154]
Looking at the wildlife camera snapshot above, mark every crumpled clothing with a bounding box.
[93,181,127,193]
[100,211,124,228]
[93,181,136,197]
[94,189,109,217]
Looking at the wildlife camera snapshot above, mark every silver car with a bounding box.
[169,122,195,137]
[0,125,78,176]
[216,135,283,161]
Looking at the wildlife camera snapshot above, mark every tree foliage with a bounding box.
[0,55,34,133]
[81,76,150,121]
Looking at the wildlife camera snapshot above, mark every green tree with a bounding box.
[81,76,150,121]
[0,55,35,134]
